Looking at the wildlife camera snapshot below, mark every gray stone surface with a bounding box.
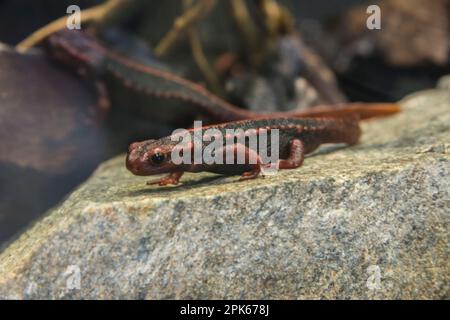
[0,89,449,299]
[438,75,450,90]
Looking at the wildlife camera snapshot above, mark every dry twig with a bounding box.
[183,0,223,95]
[154,0,217,57]
[16,0,126,52]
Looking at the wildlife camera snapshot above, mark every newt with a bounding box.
[45,30,399,185]
[45,29,400,122]
[126,116,362,185]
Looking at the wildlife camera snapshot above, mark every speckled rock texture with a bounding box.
[438,75,450,90]
[0,87,449,299]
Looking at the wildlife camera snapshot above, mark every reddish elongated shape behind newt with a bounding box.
[45,29,400,122]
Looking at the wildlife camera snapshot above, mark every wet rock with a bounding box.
[0,89,448,299]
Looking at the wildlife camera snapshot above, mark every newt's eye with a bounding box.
[150,152,165,165]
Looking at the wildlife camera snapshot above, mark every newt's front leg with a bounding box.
[147,171,184,186]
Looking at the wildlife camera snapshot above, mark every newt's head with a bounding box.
[126,139,182,176]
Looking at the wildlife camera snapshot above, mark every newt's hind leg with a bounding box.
[229,143,263,181]
[213,142,264,181]
[277,139,305,169]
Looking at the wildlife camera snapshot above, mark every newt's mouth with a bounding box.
[125,150,144,175]
[125,158,146,177]
[126,139,173,176]
[125,151,165,176]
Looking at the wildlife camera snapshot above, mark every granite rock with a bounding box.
[0,89,449,299]
[438,75,450,91]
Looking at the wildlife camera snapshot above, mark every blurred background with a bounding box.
[0,0,449,247]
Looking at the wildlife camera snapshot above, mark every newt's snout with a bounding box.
[126,142,147,175]
[126,140,169,176]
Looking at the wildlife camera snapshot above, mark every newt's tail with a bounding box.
[293,103,401,120]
